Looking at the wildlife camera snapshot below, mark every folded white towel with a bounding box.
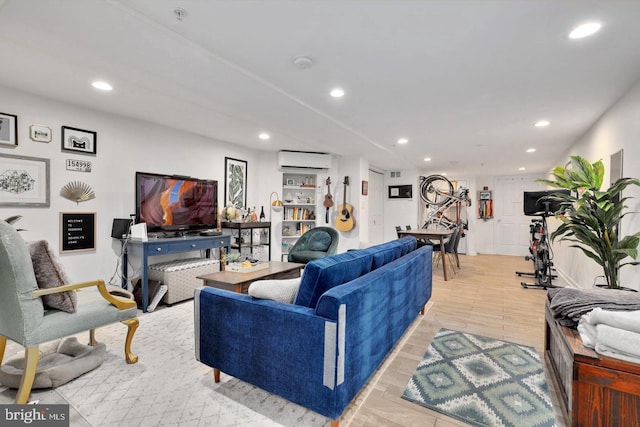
[577,319,597,349]
[595,324,640,363]
[594,346,640,364]
[583,308,640,333]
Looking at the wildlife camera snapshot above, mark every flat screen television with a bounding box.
[523,190,570,216]
[135,172,218,233]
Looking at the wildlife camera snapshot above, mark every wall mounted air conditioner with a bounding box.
[277,150,331,170]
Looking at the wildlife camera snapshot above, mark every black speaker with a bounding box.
[111,218,132,239]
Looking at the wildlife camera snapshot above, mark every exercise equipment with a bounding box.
[516,212,558,289]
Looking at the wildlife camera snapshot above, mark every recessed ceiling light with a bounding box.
[92,81,112,91]
[569,22,602,39]
[519,167,526,171]
[526,148,536,153]
[423,157,432,162]
[534,120,550,128]
[397,138,408,144]
[330,88,345,98]
[258,132,270,140]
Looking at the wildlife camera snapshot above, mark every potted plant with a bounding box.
[538,155,640,289]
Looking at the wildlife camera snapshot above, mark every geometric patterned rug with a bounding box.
[402,329,556,427]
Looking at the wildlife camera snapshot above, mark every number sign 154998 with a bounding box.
[66,159,92,172]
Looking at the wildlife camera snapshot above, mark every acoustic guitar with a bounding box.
[323,177,334,224]
[336,176,355,231]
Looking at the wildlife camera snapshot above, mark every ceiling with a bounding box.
[1,1,640,176]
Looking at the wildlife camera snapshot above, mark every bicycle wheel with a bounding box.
[420,175,454,206]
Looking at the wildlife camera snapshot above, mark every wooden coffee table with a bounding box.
[197,261,304,294]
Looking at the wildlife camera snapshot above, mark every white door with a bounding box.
[494,176,545,255]
[368,170,384,244]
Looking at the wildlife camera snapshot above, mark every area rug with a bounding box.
[402,329,556,427]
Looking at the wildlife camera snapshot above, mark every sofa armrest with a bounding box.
[195,287,345,419]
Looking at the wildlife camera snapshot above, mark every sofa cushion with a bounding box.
[362,236,417,269]
[293,250,374,308]
[27,240,77,313]
[248,277,302,304]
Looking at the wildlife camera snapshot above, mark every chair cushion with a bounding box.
[0,337,105,389]
[248,277,302,304]
[308,231,332,251]
[27,240,77,313]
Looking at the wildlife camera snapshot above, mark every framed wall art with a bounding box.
[0,153,50,207]
[388,184,413,199]
[61,126,97,155]
[224,157,247,209]
[60,212,96,253]
[29,124,52,143]
[0,112,18,147]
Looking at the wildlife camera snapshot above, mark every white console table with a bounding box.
[122,235,231,312]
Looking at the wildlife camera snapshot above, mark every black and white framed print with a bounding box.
[0,153,50,207]
[61,126,97,155]
[224,157,247,209]
[0,112,18,147]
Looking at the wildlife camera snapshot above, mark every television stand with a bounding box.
[122,234,231,312]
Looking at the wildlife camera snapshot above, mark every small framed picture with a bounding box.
[0,112,18,147]
[362,180,368,196]
[286,178,295,186]
[61,126,97,155]
[29,124,52,143]
[388,184,413,199]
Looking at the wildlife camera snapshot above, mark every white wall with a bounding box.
[0,85,279,285]
[549,79,640,290]
[335,156,367,251]
[382,168,421,243]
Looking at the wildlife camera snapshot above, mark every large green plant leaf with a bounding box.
[540,155,640,288]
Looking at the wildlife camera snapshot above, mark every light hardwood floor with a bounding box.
[346,253,566,427]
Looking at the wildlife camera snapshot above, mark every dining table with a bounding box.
[397,228,455,281]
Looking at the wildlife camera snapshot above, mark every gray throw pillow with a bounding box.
[248,277,302,304]
[308,231,332,251]
[27,240,77,313]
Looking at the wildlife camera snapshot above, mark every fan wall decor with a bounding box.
[60,181,95,204]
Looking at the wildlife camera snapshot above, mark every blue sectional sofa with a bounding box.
[195,236,433,426]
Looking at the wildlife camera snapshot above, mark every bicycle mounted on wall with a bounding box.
[516,190,569,289]
[419,174,471,235]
